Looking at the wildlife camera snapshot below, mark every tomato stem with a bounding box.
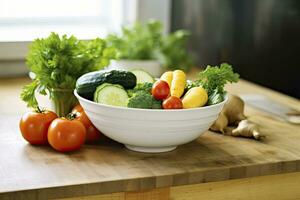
[66,113,77,120]
[35,106,45,113]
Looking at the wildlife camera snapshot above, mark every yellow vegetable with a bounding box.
[170,70,186,98]
[160,71,173,87]
[182,87,208,108]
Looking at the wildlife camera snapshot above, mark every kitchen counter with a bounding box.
[0,77,300,199]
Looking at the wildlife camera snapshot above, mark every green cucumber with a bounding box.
[130,69,154,84]
[76,70,136,100]
[94,84,129,107]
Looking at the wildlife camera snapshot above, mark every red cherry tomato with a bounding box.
[85,125,101,143]
[19,109,58,145]
[151,80,170,100]
[47,118,86,152]
[72,105,101,143]
[162,96,183,109]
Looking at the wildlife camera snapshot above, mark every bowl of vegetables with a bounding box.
[74,63,239,153]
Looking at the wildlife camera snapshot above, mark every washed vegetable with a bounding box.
[210,112,228,133]
[182,87,208,109]
[19,108,58,145]
[160,71,173,87]
[189,63,239,106]
[170,70,186,98]
[162,96,183,109]
[127,92,161,109]
[207,88,224,105]
[151,80,170,100]
[21,32,116,116]
[47,117,86,152]
[71,105,101,143]
[76,70,136,100]
[127,82,153,97]
[197,63,239,96]
[230,120,264,140]
[130,69,154,84]
[94,84,129,107]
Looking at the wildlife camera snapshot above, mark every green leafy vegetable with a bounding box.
[106,20,161,60]
[151,97,162,109]
[196,63,239,96]
[126,82,161,109]
[127,93,161,109]
[20,81,39,108]
[127,82,153,97]
[106,20,193,71]
[207,89,226,105]
[158,30,193,71]
[21,32,116,109]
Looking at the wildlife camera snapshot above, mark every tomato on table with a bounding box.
[151,80,170,100]
[162,96,183,109]
[48,118,86,152]
[19,108,58,145]
[72,105,101,143]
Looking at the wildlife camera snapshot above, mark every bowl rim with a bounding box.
[74,89,228,112]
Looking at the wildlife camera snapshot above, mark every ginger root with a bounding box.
[210,95,246,133]
[231,120,264,140]
[210,95,264,140]
[223,95,246,125]
[210,112,228,133]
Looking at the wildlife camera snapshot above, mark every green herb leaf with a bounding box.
[20,80,39,108]
[22,32,116,108]
[197,63,239,96]
[106,20,193,71]
[158,30,193,71]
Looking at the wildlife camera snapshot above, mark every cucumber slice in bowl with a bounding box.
[131,69,154,84]
[94,83,129,107]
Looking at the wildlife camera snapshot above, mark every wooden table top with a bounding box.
[0,76,300,199]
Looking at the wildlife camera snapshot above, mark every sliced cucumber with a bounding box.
[130,69,154,84]
[94,84,129,107]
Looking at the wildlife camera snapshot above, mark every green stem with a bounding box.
[51,88,78,117]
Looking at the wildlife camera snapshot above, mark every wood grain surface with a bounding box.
[0,77,300,199]
[58,172,300,200]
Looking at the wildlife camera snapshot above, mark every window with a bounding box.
[0,0,126,42]
[0,0,170,71]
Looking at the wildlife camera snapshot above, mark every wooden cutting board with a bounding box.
[0,78,300,199]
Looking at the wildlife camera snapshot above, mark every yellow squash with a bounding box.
[170,70,186,98]
[182,87,208,109]
[160,71,173,87]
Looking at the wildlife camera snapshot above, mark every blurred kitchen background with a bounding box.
[0,0,299,98]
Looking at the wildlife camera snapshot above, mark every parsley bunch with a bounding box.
[21,32,116,108]
[189,63,239,105]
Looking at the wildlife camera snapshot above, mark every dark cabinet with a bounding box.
[172,0,300,98]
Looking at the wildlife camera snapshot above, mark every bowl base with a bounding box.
[125,145,177,153]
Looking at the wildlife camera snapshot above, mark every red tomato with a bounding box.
[85,125,101,143]
[72,104,84,113]
[48,118,86,152]
[152,80,170,100]
[71,105,101,143]
[72,107,90,128]
[19,109,58,145]
[162,96,183,109]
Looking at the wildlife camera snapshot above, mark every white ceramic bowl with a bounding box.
[74,90,227,153]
